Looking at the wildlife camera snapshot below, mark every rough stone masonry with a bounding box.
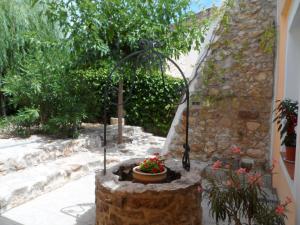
[95,159,203,225]
[168,0,277,167]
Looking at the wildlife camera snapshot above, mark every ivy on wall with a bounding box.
[259,25,276,54]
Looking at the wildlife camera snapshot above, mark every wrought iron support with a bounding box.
[102,40,191,174]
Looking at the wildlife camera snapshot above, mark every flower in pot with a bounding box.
[133,153,167,183]
[274,99,298,163]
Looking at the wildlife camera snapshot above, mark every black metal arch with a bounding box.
[102,40,190,174]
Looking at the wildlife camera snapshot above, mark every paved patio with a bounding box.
[1,173,95,225]
[1,171,221,225]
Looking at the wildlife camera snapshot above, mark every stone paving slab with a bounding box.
[1,171,228,225]
[1,173,96,225]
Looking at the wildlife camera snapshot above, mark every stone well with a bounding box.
[95,158,204,225]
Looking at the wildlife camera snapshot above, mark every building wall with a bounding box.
[271,0,296,224]
[166,0,277,166]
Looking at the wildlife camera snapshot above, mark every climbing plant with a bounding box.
[259,25,276,54]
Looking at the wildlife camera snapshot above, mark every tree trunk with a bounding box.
[0,92,6,117]
[117,80,123,144]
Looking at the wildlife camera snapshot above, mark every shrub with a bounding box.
[123,70,183,136]
[3,45,90,137]
[203,146,291,225]
[0,108,39,137]
[75,65,184,136]
[4,56,183,137]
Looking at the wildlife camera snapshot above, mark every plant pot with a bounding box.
[132,166,167,183]
[285,146,296,163]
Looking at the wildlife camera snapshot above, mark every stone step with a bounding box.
[0,134,101,176]
[0,152,103,213]
[0,125,149,176]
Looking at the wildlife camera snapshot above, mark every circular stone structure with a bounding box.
[95,158,204,225]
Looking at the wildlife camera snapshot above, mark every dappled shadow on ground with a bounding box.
[0,216,23,225]
[60,203,95,225]
[76,205,95,225]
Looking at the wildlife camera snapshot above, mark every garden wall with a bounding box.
[167,0,277,166]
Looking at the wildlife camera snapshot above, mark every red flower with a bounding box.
[285,196,293,205]
[291,115,297,124]
[197,185,203,193]
[139,156,164,174]
[232,146,241,154]
[247,173,262,185]
[212,160,222,170]
[225,164,230,169]
[236,168,247,175]
[287,126,295,134]
[226,179,233,187]
[152,168,158,173]
[275,204,285,215]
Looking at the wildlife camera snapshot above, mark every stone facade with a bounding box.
[168,0,276,166]
[95,159,204,225]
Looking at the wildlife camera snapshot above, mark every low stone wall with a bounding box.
[0,124,153,176]
[95,159,204,225]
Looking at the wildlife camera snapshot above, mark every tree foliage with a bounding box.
[1,0,215,137]
[44,0,211,67]
[0,0,61,116]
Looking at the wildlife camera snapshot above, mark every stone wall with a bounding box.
[168,0,277,166]
[95,159,203,225]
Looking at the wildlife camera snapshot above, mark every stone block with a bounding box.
[246,122,261,131]
[238,110,259,119]
[110,117,125,125]
[246,149,265,158]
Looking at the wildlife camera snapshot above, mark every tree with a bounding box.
[45,0,211,67]
[0,0,59,117]
[43,0,212,138]
[3,0,215,137]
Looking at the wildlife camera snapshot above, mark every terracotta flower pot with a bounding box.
[285,146,296,163]
[132,166,167,183]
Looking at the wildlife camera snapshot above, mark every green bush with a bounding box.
[0,108,39,137]
[123,70,183,136]
[74,65,184,136]
[4,56,183,137]
[3,45,90,137]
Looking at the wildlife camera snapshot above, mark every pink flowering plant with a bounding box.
[138,153,165,174]
[203,146,291,225]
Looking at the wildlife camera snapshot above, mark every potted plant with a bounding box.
[133,153,167,183]
[274,99,298,162]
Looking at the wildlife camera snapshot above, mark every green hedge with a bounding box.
[3,59,183,137]
[76,66,184,136]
